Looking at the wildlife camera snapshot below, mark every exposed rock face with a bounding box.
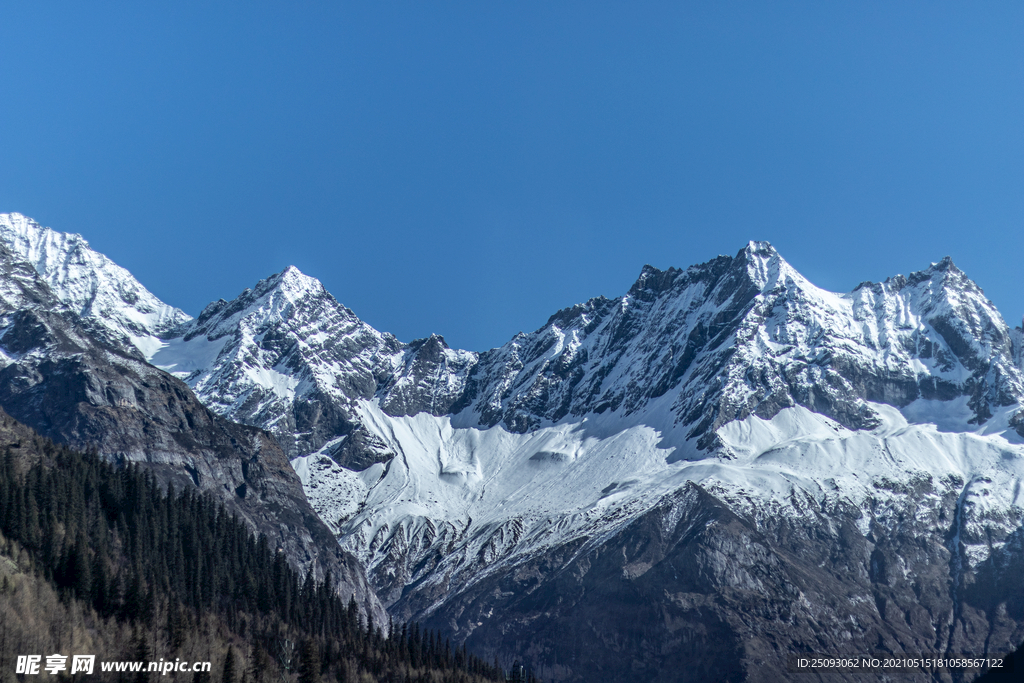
[0,243,384,624]
[448,243,1023,446]
[379,334,477,418]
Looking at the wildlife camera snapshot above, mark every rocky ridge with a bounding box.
[149,242,1024,469]
[149,265,477,466]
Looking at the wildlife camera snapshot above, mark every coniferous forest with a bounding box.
[0,411,512,682]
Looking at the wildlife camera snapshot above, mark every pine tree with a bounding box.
[223,647,237,683]
[70,534,92,601]
[133,628,150,683]
[298,638,321,683]
[92,549,109,615]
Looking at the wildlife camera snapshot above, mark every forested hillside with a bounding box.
[0,409,508,682]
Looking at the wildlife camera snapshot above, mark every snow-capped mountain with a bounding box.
[149,265,477,462]
[128,236,1024,679]
[0,213,192,356]
[5,214,1024,680]
[437,242,1022,444]
[289,243,1024,681]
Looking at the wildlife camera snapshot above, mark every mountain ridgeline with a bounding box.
[3,212,1024,681]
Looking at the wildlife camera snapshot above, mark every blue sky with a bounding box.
[2,2,1022,350]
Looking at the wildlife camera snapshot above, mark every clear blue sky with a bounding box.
[2,2,1022,350]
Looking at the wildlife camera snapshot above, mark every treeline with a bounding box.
[0,423,505,682]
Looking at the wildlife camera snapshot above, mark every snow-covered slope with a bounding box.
[295,396,1024,610]
[0,213,191,356]
[145,242,1024,589]
[149,265,403,457]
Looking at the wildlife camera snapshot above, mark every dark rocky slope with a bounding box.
[0,244,384,622]
[414,481,1024,683]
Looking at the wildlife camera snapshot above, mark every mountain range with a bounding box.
[2,211,1023,681]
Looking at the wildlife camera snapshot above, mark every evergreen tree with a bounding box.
[133,628,150,683]
[298,638,321,683]
[223,647,237,683]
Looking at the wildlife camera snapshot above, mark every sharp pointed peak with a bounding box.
[628,242,792,299]
[740,240,778,257]
[277,264,315,282]
[736,241,786,271]
[734,240,804,292]
[863,255,988,303]
[0,212,192,352]
[902,255,968,287]
[263,265,327,296]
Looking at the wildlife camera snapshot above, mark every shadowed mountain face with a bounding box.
[417,480,1024,683]
[6,212,1024,682]
[0,242,384,624]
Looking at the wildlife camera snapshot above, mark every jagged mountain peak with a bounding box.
[738,238,779,266]
[627,263,687,298]
[437,242,1024,444]
[181,265,350,344]
[245,265,329,309]
[0,212,191,356]
[153,263,405,458]
[626,241,803,305]
[0,233,385,623]
[8,213,1016,456]
[269,264,328,298]
[738,239,805,291]
[407,333,450,352]
[0,211,93,255]
[6,213,1017,456]
[868,254,984,300]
